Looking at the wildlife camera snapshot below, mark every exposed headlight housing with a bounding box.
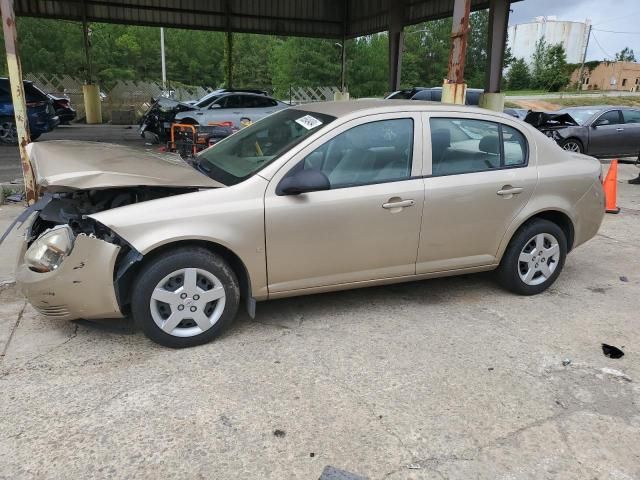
[25,225,75,273]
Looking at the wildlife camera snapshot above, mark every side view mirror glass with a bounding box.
[210,103,222,109]
[277,169,330,195]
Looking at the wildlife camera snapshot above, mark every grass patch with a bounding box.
[504,101,522,108]
[504,90,548,96]
[547,96,640,107]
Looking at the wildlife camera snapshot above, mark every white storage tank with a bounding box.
[508,17,591,64]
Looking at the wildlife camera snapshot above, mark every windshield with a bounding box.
[196,108,336,185]
[558,108,600,125]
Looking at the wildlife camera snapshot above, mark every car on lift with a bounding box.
[386,86,484,105]
[526,106,640,158]
[15,101,604,348]
[0,78,59,143]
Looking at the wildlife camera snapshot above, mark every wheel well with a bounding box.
[523,211,575,251]
[115,240,252,313]
[178,117,198,125]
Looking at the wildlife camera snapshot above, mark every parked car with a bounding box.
[386,87,484,105]
[525,106,640,157]
[185,88,269,106]
[0,78,59,143]
[174,91,289,128]
[48,94,76,124]
[15,101,604,348]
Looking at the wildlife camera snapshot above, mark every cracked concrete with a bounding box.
[0,163,639,479]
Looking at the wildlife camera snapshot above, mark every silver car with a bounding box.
[174,91,289,128]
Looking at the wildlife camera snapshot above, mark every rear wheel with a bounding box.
[0,120,17,145]
[496,219,567,295]
[560,138,583,153]
[131,247,240,348]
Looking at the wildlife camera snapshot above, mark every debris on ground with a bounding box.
[602,344,625,359]
[562,359,572,366]
[318,466,368,480]
[273,429,286,438]
[601,367,632,382]
[5,192,24,203]
[620,276,629,282]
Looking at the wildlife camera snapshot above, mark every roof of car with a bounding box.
[559,105,616,110]
[291,99,515,120]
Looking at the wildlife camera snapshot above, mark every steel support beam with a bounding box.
[0,0,36,204]
[446,0,471,85]
[485,0,510,93]
[387,0,404,92]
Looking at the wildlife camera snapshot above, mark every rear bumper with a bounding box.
[16,233,124,321]
[573,179,606,248]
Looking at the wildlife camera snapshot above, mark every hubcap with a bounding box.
[0,121,17,144]
[518,233,561,286]
[562,141,580,153]
[149,267,226,337]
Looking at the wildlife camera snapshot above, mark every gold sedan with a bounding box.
[15,101,605,347]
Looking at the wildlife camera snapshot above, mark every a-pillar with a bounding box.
[479,0,510,112]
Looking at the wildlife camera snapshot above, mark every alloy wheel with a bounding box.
[0,121,17,144]
[518,233,561,286]
[562,141,581,153]
[149,267,226,337]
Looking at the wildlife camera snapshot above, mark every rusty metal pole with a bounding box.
[442,0,471,105]
[0,0,36,204]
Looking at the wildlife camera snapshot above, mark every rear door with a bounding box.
[621,109,640,156]
[589,109,624,156]
[417,113,537,273]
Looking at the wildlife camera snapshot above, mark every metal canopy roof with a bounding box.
[14,0,505,38]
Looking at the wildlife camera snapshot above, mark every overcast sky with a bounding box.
[509,0,640,61]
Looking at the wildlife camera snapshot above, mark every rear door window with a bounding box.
[622,109,640,124]
[594,110,622,126]
[429,118,528,176]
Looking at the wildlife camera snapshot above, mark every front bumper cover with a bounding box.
[16,233,123,320]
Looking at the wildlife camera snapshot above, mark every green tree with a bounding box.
[615,47,636,62]
[347,34,388,97]
[506,58,530,90]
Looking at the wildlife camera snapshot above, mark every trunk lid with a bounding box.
[27,140,224,192]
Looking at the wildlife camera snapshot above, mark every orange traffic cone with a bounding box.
[603,159,620,214]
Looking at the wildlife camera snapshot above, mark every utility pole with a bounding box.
[226,31,233,88]
[160,27,167,90]
[0,0,36,204]
[576,23,592,91]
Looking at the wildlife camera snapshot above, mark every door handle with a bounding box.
[382,199,415,209]
[616,128,624,132]
[497,187,523,196]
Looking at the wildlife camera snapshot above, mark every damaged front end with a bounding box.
[524,111,582,143]
[15,186,198,320]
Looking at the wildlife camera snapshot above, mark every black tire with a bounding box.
[496,219,567,296]
[559,138,584,154]
[131,247,240,348]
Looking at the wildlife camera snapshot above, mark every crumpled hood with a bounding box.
[27,140,223,192]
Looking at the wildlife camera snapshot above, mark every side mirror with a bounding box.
[210,103,222,109]
[277,169,330,195]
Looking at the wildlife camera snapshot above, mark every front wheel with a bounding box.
[559,138,584,154]
[496,219,567,295]
[131,248,240,348]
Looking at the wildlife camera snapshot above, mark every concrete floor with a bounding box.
[0,164,639,479]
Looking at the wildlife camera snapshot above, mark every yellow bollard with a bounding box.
[83,84,102,124]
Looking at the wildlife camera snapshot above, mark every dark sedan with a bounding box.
[528,106,640,158]
[386,87,484,106]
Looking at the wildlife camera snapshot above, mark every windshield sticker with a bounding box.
[295,115,323,130]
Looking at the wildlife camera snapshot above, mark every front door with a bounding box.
[417,114,537,273]
[589,109,624,156]
[620,109,640,156]
[265,114,424,293]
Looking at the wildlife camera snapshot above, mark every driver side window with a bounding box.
[296,118,414,188]
[595,110,622,126]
